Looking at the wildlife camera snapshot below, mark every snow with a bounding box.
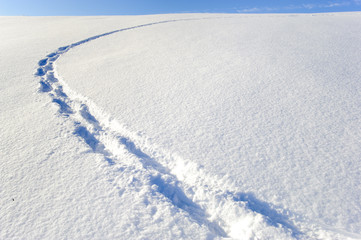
[1,13,361,239]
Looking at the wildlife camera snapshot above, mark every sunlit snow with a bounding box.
[1,13,361,239]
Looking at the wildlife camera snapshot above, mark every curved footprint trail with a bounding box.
[34,18,345,239]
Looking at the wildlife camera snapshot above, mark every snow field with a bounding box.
[34,30,295,238]
[1,13,361,239]
[57,14,361,238]
[0,15,216,239]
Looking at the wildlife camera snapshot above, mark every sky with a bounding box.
[0,0,360,16]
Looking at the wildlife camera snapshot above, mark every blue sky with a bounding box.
[0,0,360,15]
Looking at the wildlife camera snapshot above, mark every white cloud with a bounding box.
[302,4,317,9]
[323,1,351,7]
[236,1,352,13]
[237,7,279,13]
[237,7,261,13]
[296,1,350,9]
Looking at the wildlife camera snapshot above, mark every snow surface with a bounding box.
[1,13,361,239]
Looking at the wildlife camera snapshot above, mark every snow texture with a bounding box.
[1,13,361,239]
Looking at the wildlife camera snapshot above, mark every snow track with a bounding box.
[34,18,350,239]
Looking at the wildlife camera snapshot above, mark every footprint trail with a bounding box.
[34,18,344,240]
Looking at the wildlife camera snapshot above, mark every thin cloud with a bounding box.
[325,2,350,7]
[237,7,278,13]
[237,1,352,13]
[316,1,350,8]
[237,7,261,13]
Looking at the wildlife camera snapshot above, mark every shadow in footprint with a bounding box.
[55,86,67,98]
[119,137,149,160]
[38,58,48,66]
[47,52,57,58]
[151,175,228,238]
[39,80,52,92]
[80,105,99,126]
[74,126,103,151]
[52,99,73,114]
[46,72,58,83]
[117,136,227,237]
[73,126,115,165]
[232,192,302,237]
[35,68,45,76]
